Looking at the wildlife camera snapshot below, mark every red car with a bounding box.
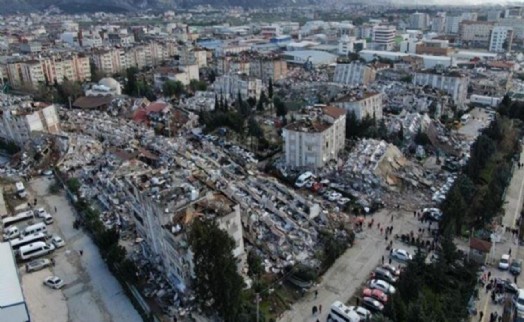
[362,287,388,303]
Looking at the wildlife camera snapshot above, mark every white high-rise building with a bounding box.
[372,25,396,51]
[489,26,513,52]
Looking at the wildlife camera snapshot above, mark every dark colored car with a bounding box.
[362,296,384,312]
[511,259,522,276]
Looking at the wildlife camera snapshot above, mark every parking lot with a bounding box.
[15,177,142,322]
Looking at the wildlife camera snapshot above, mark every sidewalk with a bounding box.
[502,145,524,230]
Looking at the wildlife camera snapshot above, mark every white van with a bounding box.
[34,208,54,225]
[15,182,27,199]
[295,171,315,188]
[22,222,47,237]
[328,301,360,322]
[19,241,52,260]
[3,226,20,240]
[460,114,470,124]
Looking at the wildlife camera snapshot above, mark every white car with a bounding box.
[51,235,66,248]
[43,276,64,289]
[368,279,396,294]
[499,254,511,270]
[514,289,524,312]
[391,249,413,262]
[348,305,372,319]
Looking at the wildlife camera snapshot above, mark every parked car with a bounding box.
[361,297,384,312]
[515,289,524,313]
[26,258,52,273]
[368,279,396,294]
[391,249,413,262]
[371,267,398,284]
[362,288,388,303]
[348,306,372,320]
[43,276,64,289]
[422,208,443,221]
[499,254,511,270]
[511,259,522,275]
[381,263,401,277]
[51,235,65,248]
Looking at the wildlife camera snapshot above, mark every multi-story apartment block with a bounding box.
[410,12,430,30]
[333,91,383,120]
[91,42,178,75]
[248,55,288,84]
[4,55,91,89]
[431,12,447,33]
[113,167,245,291]
[0,100,60,145]
[489,26,514,52]
[372,25,396,51]
[459,21,495,46]
[333,62,376,86]
[213,74,263,100]
[283,106,346,168]
[413,70,469,105]
[153,65,199,88]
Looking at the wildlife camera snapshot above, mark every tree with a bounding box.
[189,79,207,92]
[124,67,139,96]
[189,219,244,320]
[247,250,263,278]
[268,78,273,99]
[257,91,267,111]
[90,62,106,83]
[163,80,185,98]
[57,79,83,104]
[273,96,287,118]
[214,94,220,111]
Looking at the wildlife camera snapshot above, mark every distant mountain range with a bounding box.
[1,0,523,14]
[0,0,311,14]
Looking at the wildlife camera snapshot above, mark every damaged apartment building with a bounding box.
[0,95,61,146]
[88,152,245,292]
[283,105,346,168]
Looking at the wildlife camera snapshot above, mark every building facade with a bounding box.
[413,71,469,105]
[372,25,396,51]
[489,26,514,52]
[213,74,263,100]
[333,62,376,86]
[333,92,383,120]
[283,106,346,168]
[0,102,60,145]
[459,21,495,46]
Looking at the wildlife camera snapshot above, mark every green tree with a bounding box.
[268,78,273,99]
[189,79,207,92]
[188,219,244,320]
[257,91,267,111]
[57,79,83,104]
[162,80,185,98]
[124,67,139,96]
[247,250,263,278]
[90,61,106,83]
[273,96,287,118]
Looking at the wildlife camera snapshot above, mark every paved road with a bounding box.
[279,208,423,322]
[23,177,142,322]
[471,145,524,322]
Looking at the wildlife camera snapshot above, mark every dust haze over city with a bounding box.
[1,0,524,322]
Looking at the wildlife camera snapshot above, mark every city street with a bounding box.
[470,145,524,322]
[279,207,425,322]
[20,177,142,322]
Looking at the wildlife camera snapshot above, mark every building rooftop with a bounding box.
[0,242,29,322]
